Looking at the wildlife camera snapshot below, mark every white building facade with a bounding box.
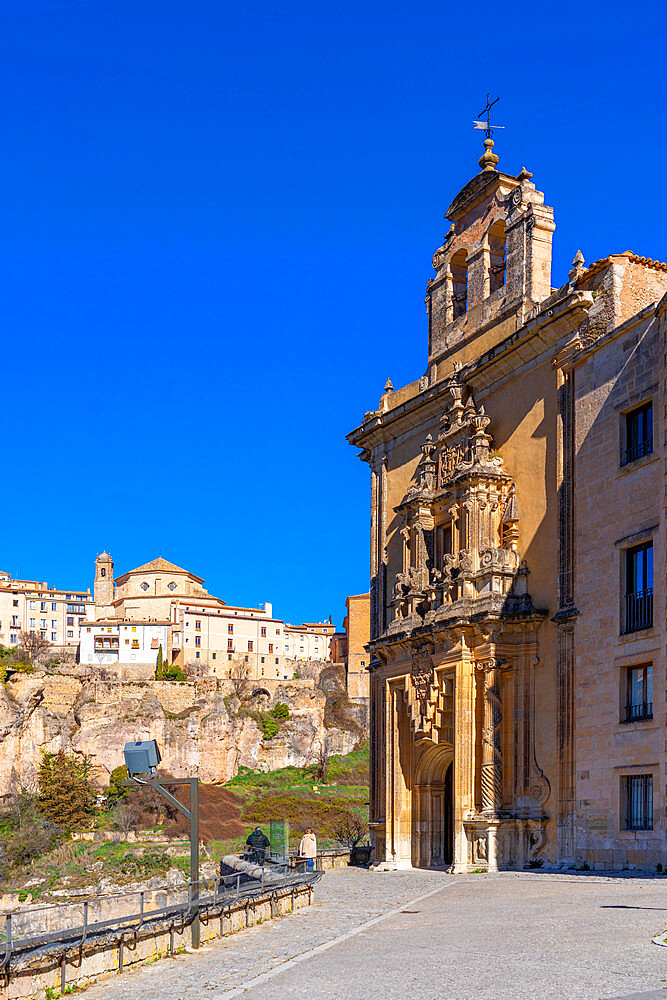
[0,571,93,652]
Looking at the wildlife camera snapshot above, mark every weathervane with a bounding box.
[473,94,505,139]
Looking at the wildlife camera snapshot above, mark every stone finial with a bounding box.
[479,137,499,172]
[569,250,586,283]
[517,167,533,182]
[384,378,394,393]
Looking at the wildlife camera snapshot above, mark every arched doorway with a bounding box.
[414,743,454,868]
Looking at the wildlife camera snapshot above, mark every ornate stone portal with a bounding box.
[372,374,550,871]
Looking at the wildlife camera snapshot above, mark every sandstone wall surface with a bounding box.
[0,669,358,795]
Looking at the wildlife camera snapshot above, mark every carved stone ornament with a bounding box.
[410,643,434,717]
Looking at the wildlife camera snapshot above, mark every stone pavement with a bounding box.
[82,869,667,1000]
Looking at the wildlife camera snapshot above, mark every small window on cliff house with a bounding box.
[451,249,468,318]
[168,581,177,591]
[140,582,149,591]
[489,219,506,293]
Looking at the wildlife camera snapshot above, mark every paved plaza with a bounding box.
[82,868,667,1000]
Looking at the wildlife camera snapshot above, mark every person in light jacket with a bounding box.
[299,828,317,871]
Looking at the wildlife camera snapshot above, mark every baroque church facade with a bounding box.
[348,138,667,871]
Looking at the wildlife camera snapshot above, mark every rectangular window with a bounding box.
[228,653,232,661]
[244,655,249,662]
[624,541,653,633]
[13,600,18,607]
[195,636,201,647]
[227,639,233,650]
[67,630,73,638]
[212,652,216,660]
[622,401,652,466]
[40,602,47,611]
[51,602,57,611]
[261,656,265,663]
[40,619,46,628]
[87,627,91,633]
[196,651,200,658]
[275,657,279,665]
[67,617,74,626]
[11,616,18,626]
[269,643,273,653]
[132,627,136,633]
[195,621,201,631]
[228,624,233,634]
[622,774,653,830]
[132,640,139,649]
[29,601,36,609]
[624,664,653,722]
[10,634,17,643]
[248,641,253,652]
[51,620,56,628]
[276,629,280,635]
[29,618,35,627]
[51,632,56,640]
[261,627,266,637]
[125,639,130,645]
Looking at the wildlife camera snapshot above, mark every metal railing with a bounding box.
[0,859,319,989]
[623,701,653,722]
[620,437,652,466]
[623,589,653,634]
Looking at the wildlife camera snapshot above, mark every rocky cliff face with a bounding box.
[0,668,359,796]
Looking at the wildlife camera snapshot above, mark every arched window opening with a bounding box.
[100,568,106,577]
[489,219,506,293]
[451,249,468,318]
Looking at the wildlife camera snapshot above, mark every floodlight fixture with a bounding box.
[123,739,162,777]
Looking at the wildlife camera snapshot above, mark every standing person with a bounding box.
[299,827,317,871]
[245,826,270,864]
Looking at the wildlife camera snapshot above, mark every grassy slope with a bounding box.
[2,743,370,898]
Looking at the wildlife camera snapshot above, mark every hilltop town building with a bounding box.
[83,554,333,680]
[348,138,667,871]
[0,570,92,653]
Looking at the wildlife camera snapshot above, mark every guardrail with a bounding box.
[0,859,320,994]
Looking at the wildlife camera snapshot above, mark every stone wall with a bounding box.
[2,882,315,1000]
[0,669,359,796]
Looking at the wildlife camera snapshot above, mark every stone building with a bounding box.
[0,570,92,653]
[84,553,333,680]
[330,593,371,703]
[348,137,667,871]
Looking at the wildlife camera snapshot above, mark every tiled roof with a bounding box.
[578,251,667,284]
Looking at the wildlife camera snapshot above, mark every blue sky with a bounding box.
[2,0,665,627]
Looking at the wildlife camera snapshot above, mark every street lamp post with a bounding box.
[122,740,200,949]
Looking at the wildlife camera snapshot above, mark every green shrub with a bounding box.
[261,714,279,740]
[157,663,187,682]
[38,751,97,831]
[8,662,34,675]
[271,701,290,721]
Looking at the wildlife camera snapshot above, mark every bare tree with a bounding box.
[311,735,333,783]
[15,632,51,667]
[229,657,251,700]
[111,800,143,838]
[333,813,368,849]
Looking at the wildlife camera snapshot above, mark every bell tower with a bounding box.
[94,551,114,619]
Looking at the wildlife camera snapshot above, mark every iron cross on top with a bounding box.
[474,94,504,139]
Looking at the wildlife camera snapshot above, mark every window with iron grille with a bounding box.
[622,402,652,466]
[624,664,653,722]
[622,774,653,830]
[623,541,653,634]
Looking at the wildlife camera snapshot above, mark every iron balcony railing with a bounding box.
[623,589,653,634]
[621,437,653,466]
[623,701,653,722]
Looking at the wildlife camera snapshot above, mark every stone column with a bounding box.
[453,633,475,872]
[481,660,503,815]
